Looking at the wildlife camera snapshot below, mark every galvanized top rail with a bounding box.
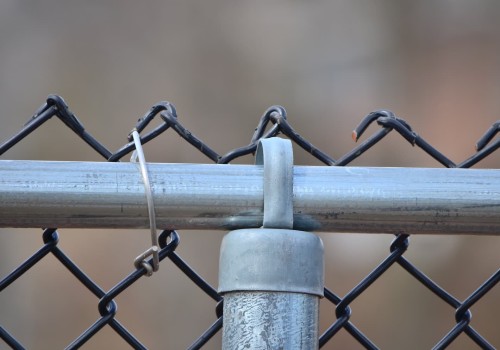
[1,160,498,234]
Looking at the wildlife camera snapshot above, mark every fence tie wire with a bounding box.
[130,129,160,275]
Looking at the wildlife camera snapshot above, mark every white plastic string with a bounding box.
[130,130,159,275]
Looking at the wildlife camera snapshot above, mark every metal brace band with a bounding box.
[256,138,294,229]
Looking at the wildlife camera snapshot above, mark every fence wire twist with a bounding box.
[0,95,499,349]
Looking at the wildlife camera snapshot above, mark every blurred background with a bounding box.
[0,1,499,349]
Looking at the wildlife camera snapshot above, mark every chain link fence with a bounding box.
[0,95,499,349]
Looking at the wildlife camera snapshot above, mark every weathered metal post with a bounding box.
[218,138,324,349]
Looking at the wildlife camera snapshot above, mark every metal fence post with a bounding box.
[218,138,324,349]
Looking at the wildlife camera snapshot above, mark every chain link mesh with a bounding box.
[0,95,498,349]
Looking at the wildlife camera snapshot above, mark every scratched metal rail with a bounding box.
[0,161,499,235]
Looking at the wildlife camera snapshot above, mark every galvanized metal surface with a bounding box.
[0,160,499,234]
[220,138,322,350]
[255,138,294,229]
[222,292,319,350]
[218,229,324,296]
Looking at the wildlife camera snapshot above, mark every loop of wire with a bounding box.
[130,129,160,275]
